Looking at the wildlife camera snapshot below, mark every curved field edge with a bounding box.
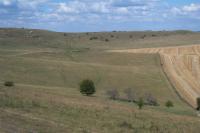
[110,45,200,108]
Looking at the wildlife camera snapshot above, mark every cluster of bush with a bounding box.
[89,36,98,40]
[89,36,109,42]
[79,79,176,109]
[4,79,199,110]
[106,88,158,109]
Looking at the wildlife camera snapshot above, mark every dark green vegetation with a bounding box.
[197,97,200,110]
[0,28,200,132]
[79,79,95,96]
[165,100,174,108]
[137,98,144,109]
[4,81,14,87]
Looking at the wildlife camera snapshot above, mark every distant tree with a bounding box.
[106,89,119,100]
[137,98,144,109]
[165,100,174,108]
[124,88,135,102]
[79,79,95,96]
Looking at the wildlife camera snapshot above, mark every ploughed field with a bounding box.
[111,45,200,108]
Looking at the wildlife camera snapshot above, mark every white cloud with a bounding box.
[0,0,14,6]
[171,7,183,15]
[182,3,200,12]
[0,0,175,30]
[57,3,80,13]
[56,1,110,14]
[171,3,200,15]
[115,7,129,14]
[90,2,110,13]
[170,3,200,21]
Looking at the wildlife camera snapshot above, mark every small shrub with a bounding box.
[110,35,114,38]
[137,98,144,109]
[152,34,156,37]
[197,97,200,110]
[129,35,133,38]
[79,79,96,96]
[4,81,14,87]
[105,39,109,42]
[124,88,135,102]
[106,89,119,100]
[90,36,98,40]
[141,35,146,39]
[165,100,173,108]
[145,93,158,106]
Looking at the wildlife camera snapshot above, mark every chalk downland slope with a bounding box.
[1,28,200,132]
[111,45,200,108]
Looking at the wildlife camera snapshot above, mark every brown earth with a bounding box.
[110,44,200,108]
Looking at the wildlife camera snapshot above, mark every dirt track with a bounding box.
[110,45,200,108]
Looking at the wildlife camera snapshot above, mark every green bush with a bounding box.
[165,100,174,108]
[197,97,200,110]
[137,98,144,109]
[105,39,109,42]
[4,81,14,87]
[79,79,96,96]
[90,36,98,40]
[110,35,114,38]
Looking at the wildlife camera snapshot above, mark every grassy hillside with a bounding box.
[0,28,200,133]
[1,28,200,50]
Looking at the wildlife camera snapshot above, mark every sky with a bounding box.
[0,0,200,32]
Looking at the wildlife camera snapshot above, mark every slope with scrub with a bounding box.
[111,45,200,108]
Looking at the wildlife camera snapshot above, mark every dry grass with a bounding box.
[111,44,200,108]
[0,28,200,132]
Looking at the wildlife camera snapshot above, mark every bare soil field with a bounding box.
[110,44,200,108]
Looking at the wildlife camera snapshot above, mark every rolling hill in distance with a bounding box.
[1,28,200,133]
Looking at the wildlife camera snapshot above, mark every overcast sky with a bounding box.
[0,0,200,32]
